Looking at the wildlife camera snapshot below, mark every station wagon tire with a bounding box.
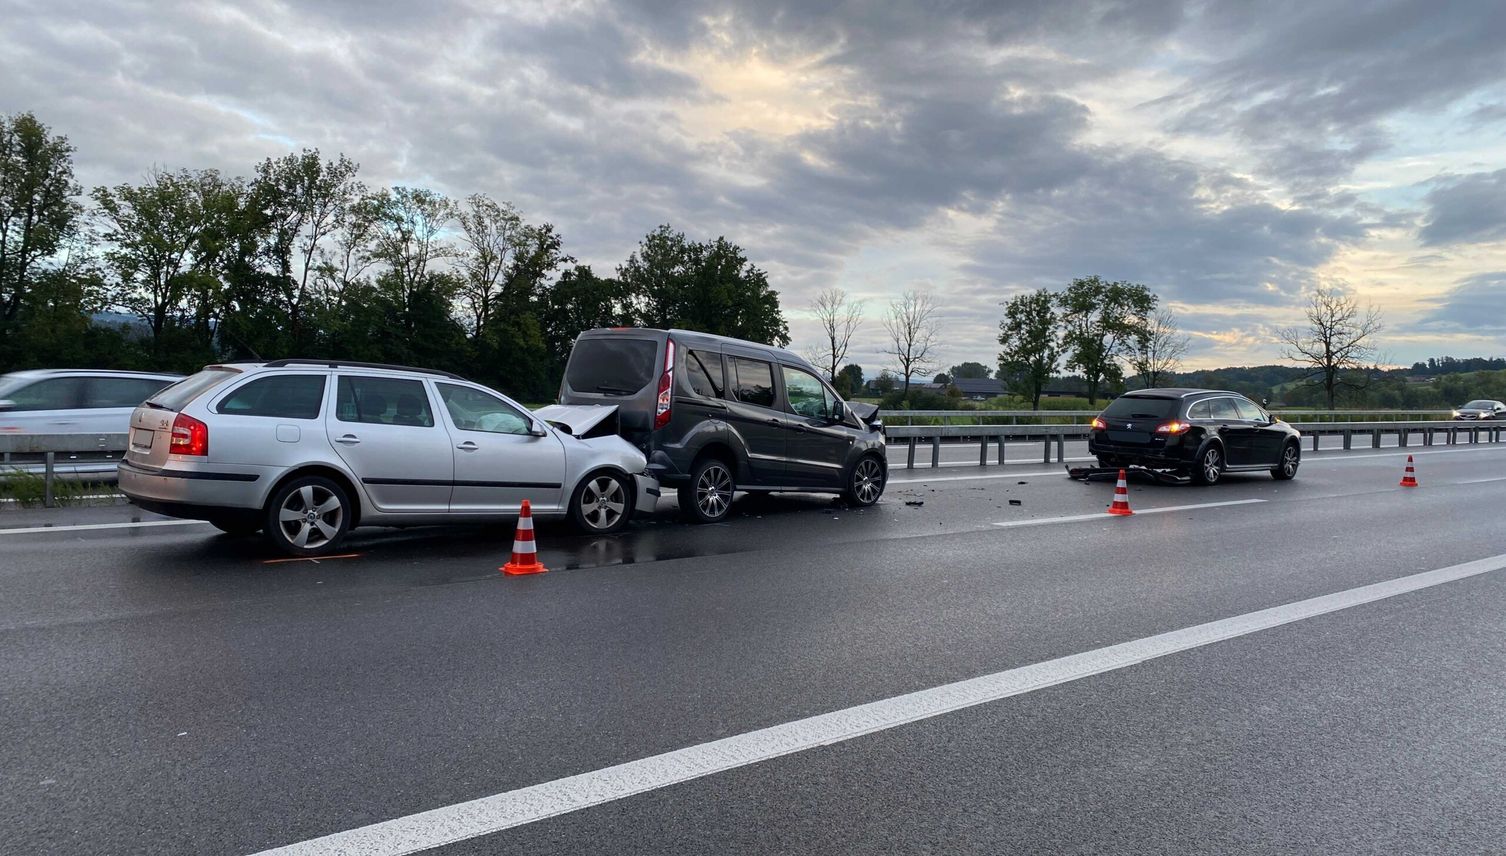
[843,455,886,507]
[680,458,735,523]
[263,476,351,557]
[1271,442,1300,480]
[1190,445,1224,486]
[569,470,634,534]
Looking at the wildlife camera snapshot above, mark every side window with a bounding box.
[1232,399,1264,422]
[5,377,84,411]
[781,367,832,419]
[730,357,776,408]
[336,376,434,427]
[217,375,326,419]
[1188,401,1212,420]
[685,350,723,399]
[437,383,532,435]
[1208,398,1240,421]
[83,377,174,409]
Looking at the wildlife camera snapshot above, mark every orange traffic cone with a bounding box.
[1107,469,1134,515]
[501,500,548,575]
[1399,455,1418,488]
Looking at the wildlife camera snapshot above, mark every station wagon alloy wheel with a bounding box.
[1193,446,1223,486]
[579,475,627,530]
[1273,443,1300,480]
[695,463,733,520]
[278,484,344,550]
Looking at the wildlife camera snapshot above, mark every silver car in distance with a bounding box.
[118,360,658,556]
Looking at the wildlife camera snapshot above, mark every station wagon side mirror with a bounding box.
[527,421,548,437]
[0,399,13,412]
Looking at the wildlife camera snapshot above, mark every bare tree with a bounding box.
[1277,286,1383,408]
[806,287,864,380]
[1131,309,1190,389]
[882,289,940,396]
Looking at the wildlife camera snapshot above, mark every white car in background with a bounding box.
[0,369,182,434]
[118,360,657,556]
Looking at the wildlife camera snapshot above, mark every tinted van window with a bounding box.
[218,375,326,419]
[1102,396,1177,420]
[731,357,776,408]
[149,367,241,411]
[566,338,658,395]
[685,350,723,398]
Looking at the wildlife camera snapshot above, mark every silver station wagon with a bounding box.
[118,360,657,555]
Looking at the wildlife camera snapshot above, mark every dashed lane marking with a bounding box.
[248,550,1506,856]
[991,499,1267,528]
[0,519,207,536]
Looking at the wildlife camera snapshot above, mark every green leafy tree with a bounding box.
[455,193,526,336]
[948,361,991,380]
[619,225,788,345]
[997,288,1062,410]
[1056,276,1156,404]
[0,112,81,327]
[835,363,864,397]
[540,264,630,358]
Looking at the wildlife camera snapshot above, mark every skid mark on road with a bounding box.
[247,551,1506,856]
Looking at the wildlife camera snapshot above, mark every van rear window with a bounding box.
[147,367,241,411]
[1101,396,1178,420]
[565,338,658,395]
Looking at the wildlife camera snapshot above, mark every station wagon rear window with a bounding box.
[148,367,241,411]
[1101,396,1178,420]
[565,338,658,395]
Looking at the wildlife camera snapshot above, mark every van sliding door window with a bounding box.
[730,357,776,408]
[685,350,724,398]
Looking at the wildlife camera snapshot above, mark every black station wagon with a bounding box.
[1088,388,1302,485]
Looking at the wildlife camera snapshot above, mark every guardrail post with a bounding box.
[1371,429,1380,449]
[44,451,56,508]
[1312,432,1319,453]
[1399,427,1408,447]
[1449,427,1457,445]
[1042,434,1051,464]
[930,436,940,468]
[1342,430,1351,450]
[979,438,988,467]
[906,438,916,469]
[1056,433,1065,463]
[1424,427,1433,446]
[996,436,1005,465]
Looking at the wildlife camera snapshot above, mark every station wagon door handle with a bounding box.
[334,434,361,445]
[456,441,479,451]
[791,425,807,433]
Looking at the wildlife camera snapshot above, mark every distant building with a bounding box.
[951,377,1005,400]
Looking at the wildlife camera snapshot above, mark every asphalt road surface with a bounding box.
[4,442,1506,854]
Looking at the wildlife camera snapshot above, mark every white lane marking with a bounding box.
[891,469,1063,484]
[0,519,206,536]
[249,551,1506,856]
[991,499,1266,528]
[1455,476,1506,485]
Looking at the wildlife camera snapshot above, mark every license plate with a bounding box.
[130,427,155,450]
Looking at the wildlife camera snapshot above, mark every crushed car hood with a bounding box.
[535,404,619,438]
[848,401,882,428]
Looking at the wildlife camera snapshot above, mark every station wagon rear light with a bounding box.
[1155,420,1190,435]
[170,412,208,456]
[654,339,675,430]
[1090,416,1106,431]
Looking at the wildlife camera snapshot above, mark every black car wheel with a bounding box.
[570,470,634,534]
[843,455,886,507]
[1271,442,1300,480]
[1191,445,1223,486]
[263,475,351,557]
[679,458,734,523]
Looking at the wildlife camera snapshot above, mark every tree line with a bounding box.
[0,112,788,401]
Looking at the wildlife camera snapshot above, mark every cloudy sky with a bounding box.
[4,0,1505,372]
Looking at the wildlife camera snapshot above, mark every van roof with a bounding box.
[578,327,816,371]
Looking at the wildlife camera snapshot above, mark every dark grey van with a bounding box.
[558,328,887,522]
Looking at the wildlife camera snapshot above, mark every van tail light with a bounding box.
[1090,416,1107,431]
[654,339,675,430]
[1155,420,1190,436]
[171,413,209,456]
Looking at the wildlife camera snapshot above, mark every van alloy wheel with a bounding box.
[696,463,733,519]
[277,484,344,549]
[851,457,884,505]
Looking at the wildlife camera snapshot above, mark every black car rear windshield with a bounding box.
[565,338,658,395]
[1101,396,1178,420]
[147,367,241,411]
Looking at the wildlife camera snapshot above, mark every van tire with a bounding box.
[679,458,735,523]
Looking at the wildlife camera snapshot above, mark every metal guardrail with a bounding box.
[877,408,1455,426]
[0,433,127,507]
[884,420,1504,469]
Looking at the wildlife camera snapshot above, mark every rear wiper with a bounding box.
[1129,412,1163,418]
[595,385,634,395]
[142,401,170,410]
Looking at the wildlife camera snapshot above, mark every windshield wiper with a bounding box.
[595,384,634,395]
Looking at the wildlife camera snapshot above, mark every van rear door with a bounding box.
[559,333,663,446]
